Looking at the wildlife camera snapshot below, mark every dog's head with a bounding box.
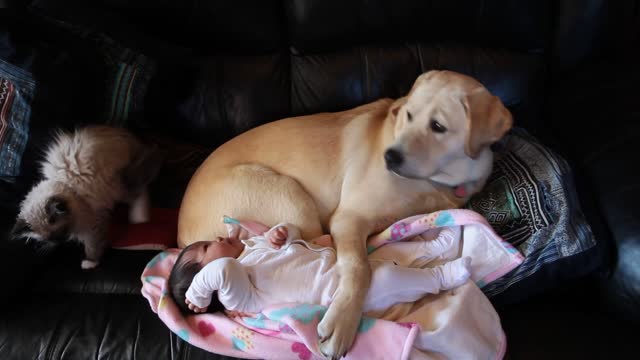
[11,180,75,243]
[384,70,512,183]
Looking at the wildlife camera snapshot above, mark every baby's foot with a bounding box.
[422,228,460,260]
[438,256,471,290]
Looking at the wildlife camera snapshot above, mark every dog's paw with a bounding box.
[81,260,99,269]
[317,304,359,359]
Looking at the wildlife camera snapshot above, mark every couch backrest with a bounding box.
[0,0,628,208]
[23,0,616,149]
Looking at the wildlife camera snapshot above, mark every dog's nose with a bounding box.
[384,148,404,167]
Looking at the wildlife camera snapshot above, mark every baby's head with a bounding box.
[168,237,245,314]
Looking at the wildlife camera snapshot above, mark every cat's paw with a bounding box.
[81,260,99,269]
[128,206,150,224]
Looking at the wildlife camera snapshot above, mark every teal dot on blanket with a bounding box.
[269,304,327,324]
[358,317,375,333]
[367,245,377,254]
[434,211,455,227]
[232,337,247,351]
[144,276,154,283]
[243,313,267,329]
[177,329,190,341]
[146,252,168,268]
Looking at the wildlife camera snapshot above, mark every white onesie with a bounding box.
[185,224,471,313]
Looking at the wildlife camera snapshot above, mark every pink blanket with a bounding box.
[140,209,523,359]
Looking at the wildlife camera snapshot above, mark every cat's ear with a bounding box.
[46,196,69,223]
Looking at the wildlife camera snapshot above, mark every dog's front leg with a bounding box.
[318,214,371,359]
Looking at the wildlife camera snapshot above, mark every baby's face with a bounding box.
[184,236,245,266]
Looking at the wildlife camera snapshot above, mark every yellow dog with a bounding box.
[178,70,512,358]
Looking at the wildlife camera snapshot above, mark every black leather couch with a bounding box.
[1,1,639,359]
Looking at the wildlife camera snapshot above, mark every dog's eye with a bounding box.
[407,111,413,122]
[429,119,447,133]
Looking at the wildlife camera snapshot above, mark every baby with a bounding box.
[168,222,471,316]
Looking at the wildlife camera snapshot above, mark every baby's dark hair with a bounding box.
[168,243,225,315]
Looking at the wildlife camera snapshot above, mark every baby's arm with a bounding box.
[185,257,263,313]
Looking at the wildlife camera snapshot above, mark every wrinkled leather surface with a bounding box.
[30,0,286,54]
[148,44,546,149]
[284,0,549,54]
[0,1,638,359]
[289,45,544,120]
[498,277,638,359]
[0,293,236,360]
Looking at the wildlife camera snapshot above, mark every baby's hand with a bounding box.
[186,298,207,313]
[268,226,288,249]
[225,310,257,319]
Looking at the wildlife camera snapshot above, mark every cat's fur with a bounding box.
[11,125,163,269]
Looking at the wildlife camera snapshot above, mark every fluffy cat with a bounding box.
[11,125,163,269]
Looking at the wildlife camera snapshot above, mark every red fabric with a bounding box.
[109,207,179,250]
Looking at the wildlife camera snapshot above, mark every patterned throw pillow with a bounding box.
[0,59,35,180]
[467,129,597,299]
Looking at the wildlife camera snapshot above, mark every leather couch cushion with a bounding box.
[0,292,236,360]
[32,248,158,295]
[585,138,640,321]
[144,53,291,148]
[30,0,286,54]
[290,44,545,132]
[143,45,547,151]
[544,58,640,321]
[498,278,636,359]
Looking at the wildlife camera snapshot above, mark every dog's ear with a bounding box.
[46,196,69,223]
[463,90,513,159]
[415,70,440,85]
[408,70,442,95]
[392,70,442,119]
[389,97,407,118]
